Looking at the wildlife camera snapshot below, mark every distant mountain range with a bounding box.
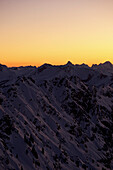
[0,61,113,170]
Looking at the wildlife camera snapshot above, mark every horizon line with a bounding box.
[0,60,112,68]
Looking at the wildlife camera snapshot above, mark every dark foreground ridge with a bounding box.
[0,61,113,169]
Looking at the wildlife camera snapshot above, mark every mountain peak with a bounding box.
[0,64,7,71]
[92,61,112,69]
[102,61,112,67]
[66,61,73,66]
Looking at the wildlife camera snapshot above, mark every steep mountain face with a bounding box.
[0,62,113,170]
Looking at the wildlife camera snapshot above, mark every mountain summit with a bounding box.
[66,61,73,66]
[103,61,112,66]
[92,61,112,68]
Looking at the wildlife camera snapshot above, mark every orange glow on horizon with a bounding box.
[0,0,113,67]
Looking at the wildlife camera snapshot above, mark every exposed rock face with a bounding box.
[0,62,113,170]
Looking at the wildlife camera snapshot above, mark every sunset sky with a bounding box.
[0,0,113,67]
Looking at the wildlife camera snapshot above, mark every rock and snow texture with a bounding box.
[0,61,113,170]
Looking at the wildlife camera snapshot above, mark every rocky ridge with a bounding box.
[0,61,113,170]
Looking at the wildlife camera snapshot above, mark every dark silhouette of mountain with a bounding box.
[0,61,113,169]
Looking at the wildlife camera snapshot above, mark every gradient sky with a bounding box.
[0,0,113,67]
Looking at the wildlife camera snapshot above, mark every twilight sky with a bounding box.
[0,0,113,66]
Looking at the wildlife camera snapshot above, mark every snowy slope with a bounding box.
[0,61,113,170]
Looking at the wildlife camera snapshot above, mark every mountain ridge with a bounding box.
[0,60,112,68]
[0,61,113,169]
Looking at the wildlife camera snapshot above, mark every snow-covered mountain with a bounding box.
[0,61,113,170]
